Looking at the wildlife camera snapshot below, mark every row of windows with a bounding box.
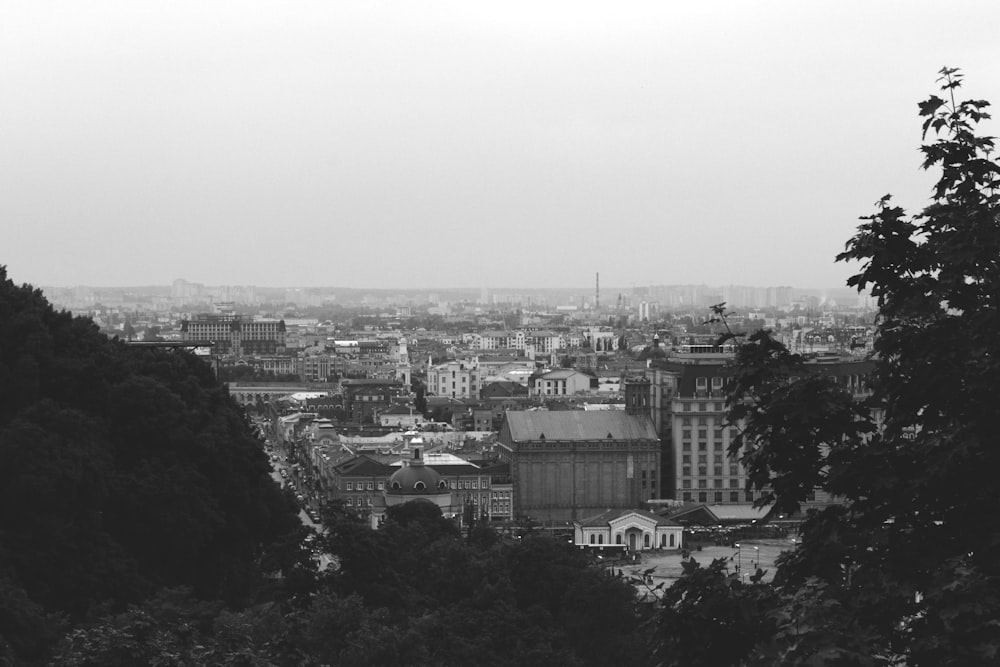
[346,481,381,491]
[695,377,726,390]
[344,479,490,491]
[588,533,677,548]
[681,466,740,477]
[681,454,732,464]
[682,491,749,503]
[682,478,741,489]
[680,401,725,412]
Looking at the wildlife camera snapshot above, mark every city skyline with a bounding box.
[4,2,999,289]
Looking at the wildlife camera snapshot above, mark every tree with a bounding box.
[658,68,1000,666]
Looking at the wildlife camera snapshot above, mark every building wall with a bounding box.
[644,355,875,505]
[427,360,480,399]
[500,436,660,523]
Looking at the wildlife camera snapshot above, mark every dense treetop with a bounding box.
[0,268,305,662]
[659,68,1000,666]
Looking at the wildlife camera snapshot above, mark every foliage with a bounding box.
[0,269,303,663]
[319,502,653,666]
[659,68,1000,665]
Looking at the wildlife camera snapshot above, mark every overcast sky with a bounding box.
[3,1,998,290]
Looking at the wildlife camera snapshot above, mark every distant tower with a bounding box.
[595,272,600,311]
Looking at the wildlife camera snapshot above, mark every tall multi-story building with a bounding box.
[180,314,286,357]
[632,345,875,505]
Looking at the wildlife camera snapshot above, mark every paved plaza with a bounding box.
[614,537,799,593]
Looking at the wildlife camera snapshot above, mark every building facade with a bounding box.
[498,410,661,523]
[180,314,286,357]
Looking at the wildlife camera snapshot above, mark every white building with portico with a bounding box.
[573,508,683,551]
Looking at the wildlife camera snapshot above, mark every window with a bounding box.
[713,478,722,488]
[682,416,691,426]
[644,534,650,548]
[346,482,353,491]
[730,492,740,502]
[711,377,724,390]
[714,492,723,502]
[590,534,595,544]
[598,534,604,545]
[378,482,384,490]
[729,465,739,476]
[698,465,707,476]
[392,481,401,490]
[698,492,707,502]
[366,482,373,490]
[616,534,623,545]
[414,481,426,490]
[346,497,353,506]
[682,455,691,464]
[670,533,676,547]
[745,490,754,502]
[682,466,691,476]
[699,402,707,412]
[682,441,691,451]
[696,377,707,390]
[714,429,724,440]
[698,479,707,489]
[682,480,691,489]
[682,492,692,501]
[698,454,707,464]
[682,430,691,439]
[729,479,739,488]
[698,429,707,439]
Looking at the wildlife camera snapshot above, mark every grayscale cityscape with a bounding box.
[3,2,999,665]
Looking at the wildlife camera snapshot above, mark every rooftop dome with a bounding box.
[386,447,448,496]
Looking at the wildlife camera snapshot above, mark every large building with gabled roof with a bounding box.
[498,410,660,523]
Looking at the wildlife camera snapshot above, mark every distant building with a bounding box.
[573,508,683,552]
[633,347,875,505]
[427,359,480,399]
[498,410,660,523]
[529,369,592,397]
[180,314,286,357]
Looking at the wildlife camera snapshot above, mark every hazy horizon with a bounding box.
[5,2,998,290]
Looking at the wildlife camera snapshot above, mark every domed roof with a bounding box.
[387,449,448,496]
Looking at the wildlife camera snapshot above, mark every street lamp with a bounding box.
[753,546,760,570]
[735,542,742,573]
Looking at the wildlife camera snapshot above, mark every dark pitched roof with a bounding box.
[335,455,394,477]
[504,410,658,442]
[576,508,681,527]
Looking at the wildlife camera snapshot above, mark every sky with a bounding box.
[3,1,999,290]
